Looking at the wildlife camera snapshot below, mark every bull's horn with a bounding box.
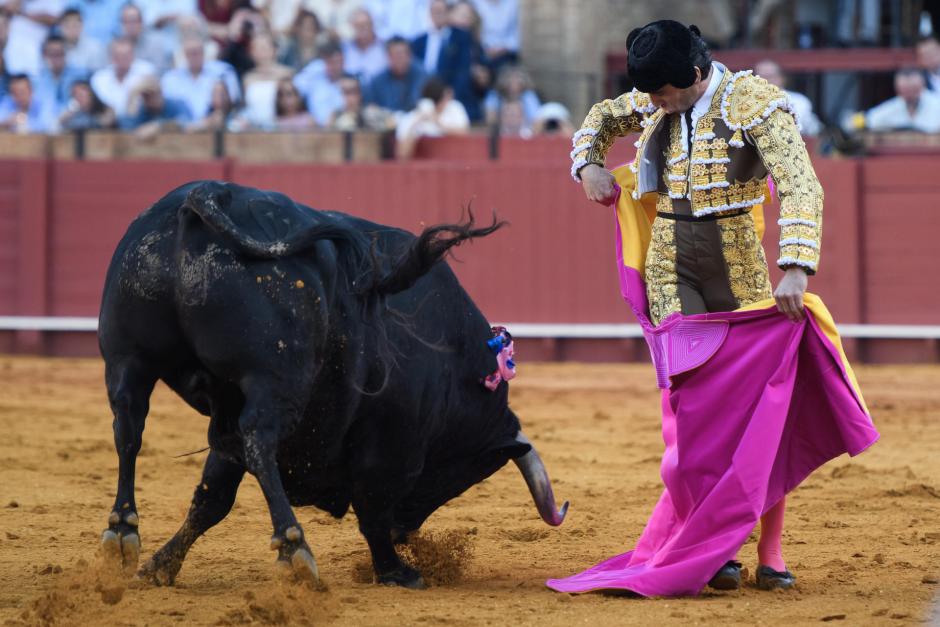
[512,432,569,526]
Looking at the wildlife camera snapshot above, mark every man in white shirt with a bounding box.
[160,36,240,122]
[865,67,940,133]
[1,0,64,76]
[754,58,822,136]
[917,35,940,93]
[89,36,155,116]
[395,77,468,158]
[342,7,386,84]
[367,0,429,41]
[470,0,518,66]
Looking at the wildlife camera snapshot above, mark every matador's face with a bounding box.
[647,67,706,115]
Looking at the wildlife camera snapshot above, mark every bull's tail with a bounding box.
[368,210,507,296]
[182,181,364,258]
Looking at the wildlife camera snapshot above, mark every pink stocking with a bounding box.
[757,497,787,571]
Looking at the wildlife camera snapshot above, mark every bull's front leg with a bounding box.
[239,394,319,582]
[101,358,157,575]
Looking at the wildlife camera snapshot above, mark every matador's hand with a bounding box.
[774,267,808,322]
[580,164,618,206]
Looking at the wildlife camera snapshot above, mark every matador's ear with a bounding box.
[626,27,642,51]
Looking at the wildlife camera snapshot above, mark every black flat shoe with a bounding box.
[707,560,742,590]
[755,564,796,590]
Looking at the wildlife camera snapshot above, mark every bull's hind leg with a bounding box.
[139,450,244,585]
[238,390,319,582]
[101,357,157,575]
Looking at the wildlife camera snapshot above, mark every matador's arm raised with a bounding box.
[570,89,655,182]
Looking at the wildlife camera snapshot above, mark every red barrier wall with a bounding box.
[1,142,938,361]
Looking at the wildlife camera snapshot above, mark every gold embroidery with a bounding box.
[748,108,824,271]
[717,212,773,307]
[646,195,682,325]
[571,89,652,178]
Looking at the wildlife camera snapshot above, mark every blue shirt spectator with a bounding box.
[34,34,86,116]
[293,43,345,126]
[483,65,539,126]
[118,76,191,129]
[161,36,240,121]
[0,74,52,132]
[67,0,124,46]
[364,37,426,113]
[58,8,108,72]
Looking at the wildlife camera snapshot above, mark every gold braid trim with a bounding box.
[748,108,824,273]
[570,89,653,181]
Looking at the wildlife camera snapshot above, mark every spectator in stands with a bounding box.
[119,75,191,130]
[58,8,106,72]
[162,35,240,122]
[219,6,267,77]
[917,35,940,93]
[57,78,115,130]
[412,0,480,121]
[366,0,428,41]
[172,14,220,68]
[834,0,880,47]
[532,101,573,136]
[273,75,315,130]
[90,36,155,116]
[186,78,235,131]
[118,3,172,74]
[241,31,291,127]
[198,0,240,45]
[395,77,469,158]
[67,0,123,46]
[484,64,539,129]
[496,99,528,137]
[330,74,393,131]
[0,73,49,132]
[470,0,518,71]
[450,1,492,107]
[134,0,199,63]
[279,10,323,71]
[863,67,940,133]
[754,59,822,136]
[305,0,357,41]
[34,34,85,119]
[251,0,302,38]
[342,7,385,84]
[1,0,64,76]
[364,35,426,114]
[293,40,344,125]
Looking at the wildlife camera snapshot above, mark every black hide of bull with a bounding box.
[97,181,566,588]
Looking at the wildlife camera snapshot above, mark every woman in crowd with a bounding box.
[242,32,293,127]
[273,76,317,130]
[58,80,116,131]
[484,64,540,130]
[279,10,326,72]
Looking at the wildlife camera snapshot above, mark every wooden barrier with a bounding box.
[0,130,389,162]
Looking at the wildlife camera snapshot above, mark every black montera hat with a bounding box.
[626,20,704,93]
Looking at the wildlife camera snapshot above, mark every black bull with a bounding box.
[97,181,567,588]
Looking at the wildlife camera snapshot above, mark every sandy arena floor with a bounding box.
[1,356,939,626]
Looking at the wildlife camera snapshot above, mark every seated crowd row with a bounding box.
[0,0,574,154]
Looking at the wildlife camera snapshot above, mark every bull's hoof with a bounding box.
[377,565,426,590]
[275,546,320,584]
[100,524,141,576]
[137,547,183,586]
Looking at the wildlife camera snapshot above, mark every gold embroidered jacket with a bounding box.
[570,68,823,273]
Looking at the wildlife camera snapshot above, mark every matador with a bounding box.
[547,20,878,597]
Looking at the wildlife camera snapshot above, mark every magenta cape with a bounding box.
[546,171,879,597]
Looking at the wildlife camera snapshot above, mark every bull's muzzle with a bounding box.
[512,431,569,526]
